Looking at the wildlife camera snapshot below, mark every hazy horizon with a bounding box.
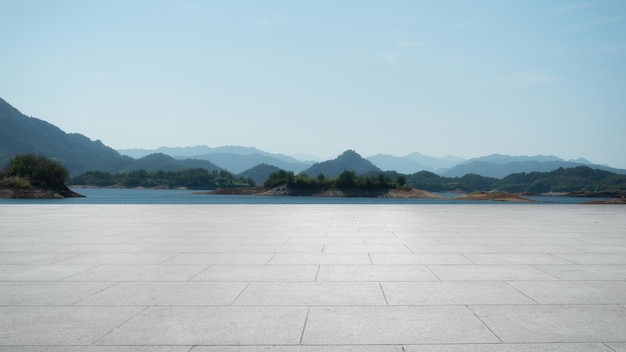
[2,1,625,168]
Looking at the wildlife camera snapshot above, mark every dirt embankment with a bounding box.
[451,191,532,202]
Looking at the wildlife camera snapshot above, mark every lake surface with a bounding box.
[0,188,610,205]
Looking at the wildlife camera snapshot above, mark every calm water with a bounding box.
[0,188,610,205]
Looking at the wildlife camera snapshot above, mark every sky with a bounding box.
[1,0,625,167]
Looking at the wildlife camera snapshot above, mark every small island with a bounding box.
[207,170,443,199]
[0,154,83,199]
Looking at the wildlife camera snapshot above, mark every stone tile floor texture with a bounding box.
[0,204,625,351]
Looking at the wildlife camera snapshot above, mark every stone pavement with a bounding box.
[0,204,625,351]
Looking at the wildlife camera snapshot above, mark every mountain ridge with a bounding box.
[3,97,624,179]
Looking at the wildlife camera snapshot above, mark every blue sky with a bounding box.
[1,0,625,167]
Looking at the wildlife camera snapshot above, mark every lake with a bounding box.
[0,188,609,205]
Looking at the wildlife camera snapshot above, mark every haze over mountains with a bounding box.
[2,97,625,181]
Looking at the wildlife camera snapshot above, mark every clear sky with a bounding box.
[1,1,625,167]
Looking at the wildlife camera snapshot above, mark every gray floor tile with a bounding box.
[0,306,144,345]
[371,254,472,265]
[322,244,412,254]
[162,252,273,264]
[470,304,626,342]
[55,252,177,265]
[269,253,372,265]
[233,282,386,305]
[403,343,613,351]
[233,244,324,253]
[0,282,115,305]
[552,253,626,264]
[429,265,557,281]
[0,347,190,352]
[406,244,498,253]
[77,282,248,305]
[2,204,626,349]
[302,306,499,344]
[0,264,95,281]
[316,265,439,281]
[98,306,307,345]
[142,244,239,253]
[63,264,207,281]
[192,346,401,352]
[533,264,626,280]
[606,343,626,352]
[382,281,535,305]
[191,264,318,281]
[0,252,81,264]
[488,245,583,254]
[51,244,155,253]
[508,281,626,304]
[464,253,573,265]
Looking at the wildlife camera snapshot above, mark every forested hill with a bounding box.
[0,97,132,174]
[402,166,626,193]
[0,98,222,175]
[302,150,381,178]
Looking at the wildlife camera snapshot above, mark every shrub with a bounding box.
[4,154,69,190]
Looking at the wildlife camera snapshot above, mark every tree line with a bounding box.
[4,154,625,194]
[264,169,406,190]
[70,169,255,189]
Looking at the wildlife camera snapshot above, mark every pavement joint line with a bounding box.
[186,263,213,282]
[91,305,150,346]
[378,281,390,306]
[504,280,540,304]
[299,305,311,344]
[228,281,252,306]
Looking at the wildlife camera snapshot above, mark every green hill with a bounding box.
[0,98,221,175]
[302,150,381,178]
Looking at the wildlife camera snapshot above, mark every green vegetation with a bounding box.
[401,166,626,193]
[264,169,404,191]
[1,154,69,190]
[71,168,255,189]
[493,166,626,193]
[263,165,626,195]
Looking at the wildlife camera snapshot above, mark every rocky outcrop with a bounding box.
[0,185,84,199]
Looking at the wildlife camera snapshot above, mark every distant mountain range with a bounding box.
[0,98,221,175]
[2,97,625,180]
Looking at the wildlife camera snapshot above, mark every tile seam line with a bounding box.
[466,304,504,343]
[228,281,252,306]
[503,281,540,304]
[299,306,311,345]
[71,281,122,305]
[90,305,150,346]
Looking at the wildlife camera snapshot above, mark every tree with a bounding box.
[4,154,69,190]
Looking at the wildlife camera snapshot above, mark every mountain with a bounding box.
[191,153,310,174]
[461,154,563,165]
[404,152,465,171]
[443,160,626,178]
[119,145,312,173]
[0,97,222,175]
[128,153,221,173]
[237,164,281,186]
[367,154,433,173]
[302,150,382,178]
[0,97,134,175]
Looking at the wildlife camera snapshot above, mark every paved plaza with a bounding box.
[0,204,625,351]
